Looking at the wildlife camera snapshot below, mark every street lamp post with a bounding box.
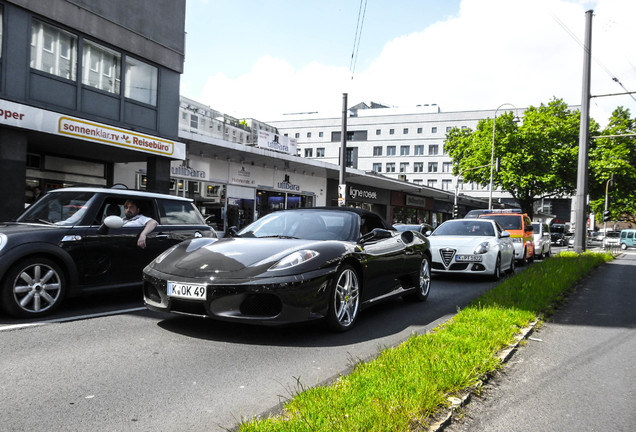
[489,103,518,210]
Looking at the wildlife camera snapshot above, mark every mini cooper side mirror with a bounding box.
[98,215,124,234]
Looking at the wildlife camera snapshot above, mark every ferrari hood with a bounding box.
[150,237,327,278]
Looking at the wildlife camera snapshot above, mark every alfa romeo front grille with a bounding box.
[440,248,456,267]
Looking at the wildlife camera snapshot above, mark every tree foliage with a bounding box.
[445,98,598,219]
[588,107,636,223]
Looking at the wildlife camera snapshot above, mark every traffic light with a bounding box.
[603,210,611,222]
[453,205,459,219]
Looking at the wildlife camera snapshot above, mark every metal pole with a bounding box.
[574,10,593,253]
[338,93,348,206]
[489,103,517,210]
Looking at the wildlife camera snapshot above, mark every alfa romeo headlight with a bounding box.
[474,242,490,254]
[269,250,319,271]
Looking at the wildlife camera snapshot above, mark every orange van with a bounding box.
[479,212,535,264]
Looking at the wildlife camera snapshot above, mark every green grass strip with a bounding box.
[239,251,612,432]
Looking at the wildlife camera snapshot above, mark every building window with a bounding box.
[427,179,437,188]
[386,146,396,156]
[400,145,410,156]
[307,132,312,138]
[386,163,395,173]
[446,126,452,132]
[316,147,325,157]
[414,145,424,155]
[82,40,120,94]
[304,148,313,157]
[373,146,382,156]
[319,131,324,137]
[295,133,300,138]
[428,145,439,155]
[30,20,77,80]
[190,114,198,128]
[442,162,452,173]
[403,128,408,134]
[431,127,437,133]
[400,162,409,173]
[442,179,452,190]
[181,111,187,120]
[372,163,382,173]
[428,162,438,172]
[125,57,157,105]
[413,179,423,185]
[414,162,423,173]
[376,129,381,135]
[389,128,395,135]
[417,127,422,134]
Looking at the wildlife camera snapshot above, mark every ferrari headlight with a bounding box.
[0,234,7,252]
[269,250,319,271]
[474,242,490,254]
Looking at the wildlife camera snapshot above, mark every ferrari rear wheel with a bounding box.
[405,255,431,302]
[326,265,360,332]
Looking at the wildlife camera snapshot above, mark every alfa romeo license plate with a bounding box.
[455,255,482,262]
[167,281,207,300]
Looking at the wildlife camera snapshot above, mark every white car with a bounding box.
[428,219,515,280]
[532,222,552,258]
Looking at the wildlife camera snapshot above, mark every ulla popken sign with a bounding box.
[0,98,185,159]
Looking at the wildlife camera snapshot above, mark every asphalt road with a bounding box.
[0,268,511,431]
[444,249,636,432]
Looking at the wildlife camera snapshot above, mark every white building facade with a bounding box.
[269,103,517,205]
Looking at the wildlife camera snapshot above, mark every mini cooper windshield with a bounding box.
[18,191,98,226]
[237,210,359,241]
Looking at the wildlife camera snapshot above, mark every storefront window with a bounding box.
[30,19,77,80]
[125,57,157,105]
[82,40,121,94]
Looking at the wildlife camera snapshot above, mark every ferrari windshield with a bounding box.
[238,210,359,241]
[18,191,97,226]
[432,220,496,237]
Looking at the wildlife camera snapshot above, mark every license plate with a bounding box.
[455,255,483,262]
[167,281,207,300]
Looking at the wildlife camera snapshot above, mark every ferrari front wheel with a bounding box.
[326,265,360,332]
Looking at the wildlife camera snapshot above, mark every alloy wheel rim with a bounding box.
[334,269,359,327]
[14,264,62,313]
[419,259,431,295]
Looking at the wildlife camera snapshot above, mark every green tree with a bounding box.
[445,98,597,219]
[588,107,636,223]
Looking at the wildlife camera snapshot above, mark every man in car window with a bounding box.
[123,199,158,249]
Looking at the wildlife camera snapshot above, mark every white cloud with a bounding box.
[192,0,635,126]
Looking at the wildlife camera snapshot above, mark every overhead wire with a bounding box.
[349,0,367,80]
[550,12,636,103]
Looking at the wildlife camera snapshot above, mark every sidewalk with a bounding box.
[444,251,636,432]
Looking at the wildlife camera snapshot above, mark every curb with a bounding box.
[427,319,539,431]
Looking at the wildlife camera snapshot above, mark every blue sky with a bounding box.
[181,0,635,126]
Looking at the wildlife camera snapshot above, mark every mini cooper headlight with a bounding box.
[474,242,490,254]
[269,250,319,271]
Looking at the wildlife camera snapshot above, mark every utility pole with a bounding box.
[338,93,348,206]
[573,10,593,253]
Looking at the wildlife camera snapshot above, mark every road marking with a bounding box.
[0,307,146,332]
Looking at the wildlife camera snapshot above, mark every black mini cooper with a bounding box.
[0,187,216,318]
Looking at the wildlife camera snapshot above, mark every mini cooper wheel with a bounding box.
[405,255,431,302]
[326,265,360,332]
[621,243,627,250]
[1,257,66,318]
